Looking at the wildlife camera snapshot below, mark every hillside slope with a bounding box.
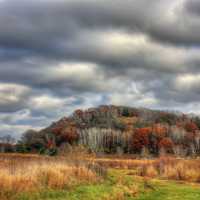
[18,105,200,156]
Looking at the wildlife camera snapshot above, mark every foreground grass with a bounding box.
[2,154,200,200]
[16,169,200,200]
[95,156,200,183]
[0,154,100,200]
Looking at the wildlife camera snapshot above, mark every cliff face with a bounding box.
[20,105,200,156]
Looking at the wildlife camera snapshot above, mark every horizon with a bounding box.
[1,0,200,138]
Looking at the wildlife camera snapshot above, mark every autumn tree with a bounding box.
[122,107,130,117]
[52,126,63,135]
[194,117,200,130]
[132,127,152,152]
[184,122,198,133]
[158,137,174,153]
[19,129,42,151]
[155,112,178,125]
[152,124,167,139]
[61,126,79,144]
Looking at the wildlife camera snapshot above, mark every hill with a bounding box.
[18,105,200,156]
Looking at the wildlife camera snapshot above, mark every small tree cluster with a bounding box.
[158,138,174,153]
[132,127,152,152]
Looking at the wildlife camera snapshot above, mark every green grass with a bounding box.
[134,180,200,200]
[17,169,200,200]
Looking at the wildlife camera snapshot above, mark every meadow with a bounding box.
[95,156,200,182]
[1,154,200,200]
[0,153,103,200]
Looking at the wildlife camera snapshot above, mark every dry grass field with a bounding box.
[95,156,200,183]
[0,153,102,200]
[1,154,200,200]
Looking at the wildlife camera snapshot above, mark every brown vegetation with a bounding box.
[17,105,200,156]
[137,157,200,183]
[1,152,200,200]
[95,156,200,183]
[0,154,102,200]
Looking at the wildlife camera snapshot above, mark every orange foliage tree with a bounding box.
[185,132,196,144]
[184,122,198,133]
[158,137,174,153]
[52,126,63,135]
[61,126,79,144]
[152,124,167,139]
[132,127,152,152]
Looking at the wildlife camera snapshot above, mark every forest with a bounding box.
[10,105,200,157]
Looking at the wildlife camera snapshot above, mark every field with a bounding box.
[1,154,200,200]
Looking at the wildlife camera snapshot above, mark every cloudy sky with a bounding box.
[1,0,200,138]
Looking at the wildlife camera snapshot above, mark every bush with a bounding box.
[184,122,198,133]
[155,112,177,125]
[16,143,31,153]
[122,107,130,117]
[47,148,58,156]
[158,138,174,153]
[112,119,125,131]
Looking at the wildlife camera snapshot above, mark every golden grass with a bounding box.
[95,157,155,169]
[0,154,100,200]
[159,158,200,182]
[95,156,200,183]
[1,153,200,200]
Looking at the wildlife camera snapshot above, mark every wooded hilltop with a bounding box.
[16,105,200,157]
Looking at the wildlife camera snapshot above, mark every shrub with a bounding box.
[112,119,125,131]
[122,107,130,117]
[155,112,177,125]
[184,122,198,133]
[152,124,167,139]
[158,138,174,153]
[61,126,79,144]
[194,117,200,129]
[47,148,58,156]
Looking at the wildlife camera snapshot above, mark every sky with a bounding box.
[1,0,200,138]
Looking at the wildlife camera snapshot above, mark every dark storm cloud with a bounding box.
[1,0,200,137]
[1,0,200,60]
[184,0,200,16]
[0,0,199,72]
[0,0,199,83]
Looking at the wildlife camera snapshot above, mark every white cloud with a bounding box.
[0,124,43,139]
[31,95,65,110]
[0,83,30,106]
[175,73,200,91]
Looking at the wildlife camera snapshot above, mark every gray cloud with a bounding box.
[184,0,200,16]
[1,0,200,138]
[0,0,200,58]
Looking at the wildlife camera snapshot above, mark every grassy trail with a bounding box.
[17,169,200,200]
